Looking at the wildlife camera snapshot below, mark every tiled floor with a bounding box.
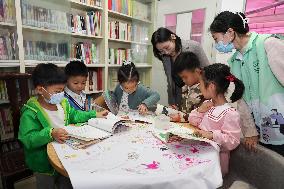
[0,176,37,189]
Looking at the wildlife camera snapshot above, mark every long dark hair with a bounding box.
[202,63,244,103]
[210,11,249,35]
[151,27,182,61]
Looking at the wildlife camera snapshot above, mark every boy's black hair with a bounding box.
[117,62,139,83]
[202,63,244,103]
[151,27,182,61]
[173,52,201,74]
[32,63,66,87]
[210,11,249,35]
[65,60,88,78]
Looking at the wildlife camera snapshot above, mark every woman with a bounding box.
[210,11,284,156]
[151,27,210,111]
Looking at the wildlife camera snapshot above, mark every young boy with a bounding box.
[171,52,259,151]
[64,61,88,111]
[18,63,107,189]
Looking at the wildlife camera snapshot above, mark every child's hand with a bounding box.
[169,104,178,110]
[96,110,109,118]
[51,128,69,143]
[169,113,181,122]
[193,129,213,140]
[138,104,148,115]
[197,101,213,113]
[243,136,258,152]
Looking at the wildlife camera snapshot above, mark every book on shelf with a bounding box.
[107,69,119,91]
[70,11,102,36]
[0,107,14,141]
[108,20,131,41]
[21,0,69,32]
[0,80,8,101]
[108,0,132,16]
[132,24,149,43]
[108,48,131,65]
[0,0,15,23]
[72,0,102,7]
[23,40,68,61]
[71,41,98,64]
[0,29,16,60]
[132,1,150,21]
[84,69,103,93]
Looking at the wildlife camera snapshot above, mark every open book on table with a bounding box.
[153,124,220,151]
[64,113,128,142]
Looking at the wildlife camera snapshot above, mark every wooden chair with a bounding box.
[0,73,33,189]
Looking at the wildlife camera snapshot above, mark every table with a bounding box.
[48,123,222,189]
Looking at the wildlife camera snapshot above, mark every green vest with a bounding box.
[229,32,284,145]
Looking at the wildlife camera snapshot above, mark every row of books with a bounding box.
[21,0,69,32]
[0,0,15,23]
[0,80,8,101]
[70,41,99,64]
[0,107,14,141]
[108,20,131,41]
[108,20,149,43]
[73,0,102,7]
[108,46,147,65]
[0,29,16,60]
[85,69,103,92]
[23,40,69,61]
[71,11,102,36]
[108,48,131,65]
[108,0,150,21]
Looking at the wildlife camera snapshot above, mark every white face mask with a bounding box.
[42,88,64,104]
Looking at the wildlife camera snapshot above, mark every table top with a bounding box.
[47,143,69,177]
[47,123,222,189]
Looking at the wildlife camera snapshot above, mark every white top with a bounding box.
[119,91,131,113]
[43,104,65,128]
[64,86,86,109]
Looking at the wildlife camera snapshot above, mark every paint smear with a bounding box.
[142,161,160,169]
[190,147,199,153]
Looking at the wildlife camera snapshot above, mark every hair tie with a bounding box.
[226,75,236,82]
[123,60,132,66]
[237,12,249,29]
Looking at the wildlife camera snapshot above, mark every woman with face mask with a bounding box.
[151,27,210,111]
[210,11,284,156]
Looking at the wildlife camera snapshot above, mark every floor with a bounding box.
[0,176,37,189]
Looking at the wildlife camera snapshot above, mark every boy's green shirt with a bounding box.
[18,97,97,175]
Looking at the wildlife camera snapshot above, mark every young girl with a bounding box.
[112,61,160,114]
[188,63,244,176]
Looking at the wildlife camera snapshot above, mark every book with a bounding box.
[65,137,100,149]
[0,0,15,23]
[108,48,131,65]
[108,0,132,16]
[0,29,16,60]
[153,125,220,151]
[102,90,119,115]
[108,20,131,41]
[70,41,98,64]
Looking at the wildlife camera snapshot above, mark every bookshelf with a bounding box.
[0,0,157,91]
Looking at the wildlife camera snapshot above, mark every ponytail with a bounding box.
[230,77,244,103]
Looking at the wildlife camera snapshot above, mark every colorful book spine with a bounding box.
[108,0,132,16]
[0,29,16,60]
[70,41,98,64]
[108,48,131,65]
[85,69,102,92]
[108,20,131,41]
[0,0,15,23]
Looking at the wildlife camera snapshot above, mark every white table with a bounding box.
[52,124,223,189]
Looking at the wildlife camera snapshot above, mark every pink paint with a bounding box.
[185,157,191,162]
[175,145,182,149]
[190,147,199,153]
[176,154,185,159]
[142,161,160,170]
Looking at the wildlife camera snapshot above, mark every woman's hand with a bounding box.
[243,136,258,152]
[96,110,109,118]
[138,104,148,115]
[197,101,214,113]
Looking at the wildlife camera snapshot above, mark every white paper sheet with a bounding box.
[53,124,223,189]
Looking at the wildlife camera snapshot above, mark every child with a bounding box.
[171,52,259,151]
[113,61,160,114]
[18,63,107,189]
[188,63,243,176]
[64,60,88,111]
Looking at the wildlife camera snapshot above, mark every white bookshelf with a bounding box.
[0,0,157,91]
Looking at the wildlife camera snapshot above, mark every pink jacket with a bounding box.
[189,103,241,175]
